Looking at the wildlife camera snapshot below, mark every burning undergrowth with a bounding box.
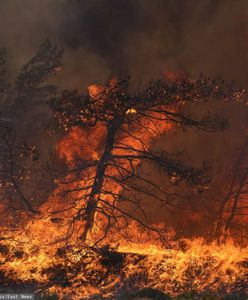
[0,42,247,299]
[0,237,247,299]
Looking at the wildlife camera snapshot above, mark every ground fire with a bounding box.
[0,40,247,300]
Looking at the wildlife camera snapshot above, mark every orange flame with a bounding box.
[0,79,247,299]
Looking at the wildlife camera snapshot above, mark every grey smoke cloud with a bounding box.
[0,0,248,88]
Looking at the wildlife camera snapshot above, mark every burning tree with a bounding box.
[49,74,245,245]
[0,39,246,246]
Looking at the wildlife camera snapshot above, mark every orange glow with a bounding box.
[87,84,104,99]
[56,123,106,163]
[0,78,247,299]
[163,68,188,82]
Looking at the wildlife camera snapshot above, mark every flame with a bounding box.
[0,232,247,299]
[0,78,247,299]
[126,108,137,114]
[56,123,106,163]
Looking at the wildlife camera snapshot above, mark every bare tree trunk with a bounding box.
[80,116,123,242]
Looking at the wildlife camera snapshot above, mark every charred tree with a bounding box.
[50,75,246,244]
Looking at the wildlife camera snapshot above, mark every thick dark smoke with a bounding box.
[0,0,248,87]
[60,0,142,73]
[57,0,248,86]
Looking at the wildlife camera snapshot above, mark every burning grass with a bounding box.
[0,235,247,299]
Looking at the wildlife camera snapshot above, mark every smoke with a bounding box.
[60,0,248,86]
[60,0,141,73]
[0,0,248,87]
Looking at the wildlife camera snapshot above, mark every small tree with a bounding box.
[0,123,38,214]
[15,38,63,101]
[0,40,63,217]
